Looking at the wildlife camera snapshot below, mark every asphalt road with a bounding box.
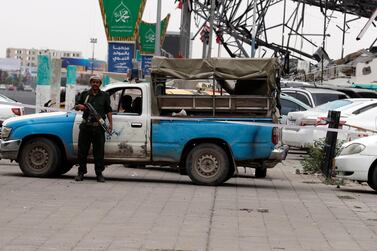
[0,154,376,251]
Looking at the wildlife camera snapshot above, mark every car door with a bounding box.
[72,86,151,161]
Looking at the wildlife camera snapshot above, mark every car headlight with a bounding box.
[339,143,366,156]
[1,126,12,139]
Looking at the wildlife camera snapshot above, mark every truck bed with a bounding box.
[157,95,274,117]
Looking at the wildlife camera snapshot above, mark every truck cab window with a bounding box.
[109,88,142,114]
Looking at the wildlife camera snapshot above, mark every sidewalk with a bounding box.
[0,155,376,251]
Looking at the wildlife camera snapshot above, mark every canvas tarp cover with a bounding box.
[151,57,279,91]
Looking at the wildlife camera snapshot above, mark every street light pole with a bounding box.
[90,38,97,74]
[207,0,215,58]
[155,0,162,56]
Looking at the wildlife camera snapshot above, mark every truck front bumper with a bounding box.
[0,139,22,160]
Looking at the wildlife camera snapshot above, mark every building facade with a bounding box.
[6,48,82,71]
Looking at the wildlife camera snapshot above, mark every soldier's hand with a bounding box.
[75,104,87,111]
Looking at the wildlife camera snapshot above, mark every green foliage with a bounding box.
[301,139,344,174]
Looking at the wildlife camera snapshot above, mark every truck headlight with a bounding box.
[1,126,12,139]
[339,143,365,156]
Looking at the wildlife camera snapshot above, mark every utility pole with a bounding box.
[341,12,346,59]
[90,38,97,74]
[251,0,257,57]
[321,0,328,84]
[155,0,162,56]
[179,0,191,58]
[207,0,216,58]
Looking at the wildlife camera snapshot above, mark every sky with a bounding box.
[0,0,375,62]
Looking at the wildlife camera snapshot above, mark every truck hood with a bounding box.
[3,112,77,128]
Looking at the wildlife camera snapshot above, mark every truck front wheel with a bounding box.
[186,143,229,185]
[19,138,61,177]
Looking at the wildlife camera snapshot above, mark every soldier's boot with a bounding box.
[96,172,105,183]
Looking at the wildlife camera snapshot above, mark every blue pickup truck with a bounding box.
[0,58,287,185]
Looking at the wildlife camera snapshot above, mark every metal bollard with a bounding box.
[321,110,341,179]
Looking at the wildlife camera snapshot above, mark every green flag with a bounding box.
[139,15,170,54]
[99,0,146,41]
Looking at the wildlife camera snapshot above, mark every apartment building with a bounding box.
[6,48,82,69]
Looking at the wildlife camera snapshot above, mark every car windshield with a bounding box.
[311,93,347,106]
[311,99,353,112]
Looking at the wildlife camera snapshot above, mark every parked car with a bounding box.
[280,80,313,88]
[23,85,34,92]
[0,94,25,127]
[283,99,377,148]
[7,85,16,91]
[335,135,377,191]
[282,87,348,107]
[320,85,377,98]
[280,93,310,116]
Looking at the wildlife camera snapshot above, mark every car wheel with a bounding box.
[367,166,377,192]
[186,143,229,185]
[255,167,267,178]
[19,138,61,177]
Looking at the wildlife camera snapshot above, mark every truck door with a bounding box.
[72,86,150,161]
[105,87,150,161]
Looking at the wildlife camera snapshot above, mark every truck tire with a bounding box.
[186,143,229,185]
[19,138,61,177]
[255,167,267,178]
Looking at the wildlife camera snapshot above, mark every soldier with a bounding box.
[74,75,112,182]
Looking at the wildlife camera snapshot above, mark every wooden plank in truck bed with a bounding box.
[157,95,272,112]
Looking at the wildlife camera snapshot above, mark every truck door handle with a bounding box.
[131,122,143,128]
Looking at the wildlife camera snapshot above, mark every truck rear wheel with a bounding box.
[19,138,61,177]
[186,143,229,185]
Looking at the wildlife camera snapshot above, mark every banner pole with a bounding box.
[155,0,162,56]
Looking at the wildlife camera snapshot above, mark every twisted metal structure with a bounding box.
[181,0,377,62]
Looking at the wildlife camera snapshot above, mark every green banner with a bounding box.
[139,15,170,54]
[66,65,77,85]
[37,55,51,86]
[99,0,146,41]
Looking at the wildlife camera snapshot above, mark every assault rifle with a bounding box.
[85,103,112,134]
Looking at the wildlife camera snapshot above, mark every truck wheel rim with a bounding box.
[28,146,49,169]
[196,154,219,177]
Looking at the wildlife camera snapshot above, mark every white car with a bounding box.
[335,135,377,191]
[283,99,377,148]
[0,94,25,126]
[281,87,348,107]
